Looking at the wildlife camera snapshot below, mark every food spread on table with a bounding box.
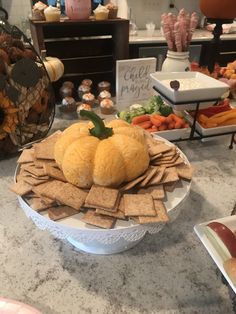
[10,111,193,229]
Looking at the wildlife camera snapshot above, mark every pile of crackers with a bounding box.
[10,131,193,229]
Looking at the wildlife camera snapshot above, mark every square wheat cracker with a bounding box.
[82,210,116,229]
[138,185,165,200]
[138,200,169,224]
[55,183,88,211]
[96,208,126,219]
[139,167,158,187]
[48,206,78,221]
[10,181,32,196]
[43,164,66,182]
[146,167,166,186]
[123,194,156,217]
[176,164,193,180]
[85,185,120,211]
[17,148,35,164]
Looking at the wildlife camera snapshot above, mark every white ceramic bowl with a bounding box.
[150,71,229,105]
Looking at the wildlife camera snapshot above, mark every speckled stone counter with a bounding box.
[1,119,236,314]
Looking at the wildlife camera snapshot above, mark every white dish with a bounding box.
[194,215,236,294]
[16,137,191,255]
[152,127,191,141]
[184,110,236,136]
[150,71,229,105]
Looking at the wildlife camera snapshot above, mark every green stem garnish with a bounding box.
[80,110,113,140]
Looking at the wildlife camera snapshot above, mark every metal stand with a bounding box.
[206,18,234,73]
[153,86,235,149]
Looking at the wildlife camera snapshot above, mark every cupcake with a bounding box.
[31,1,47,20]
[105,2,118,19]
[62,96,76,107]
[93,4,109,20]
[82,92,95,106]
[60,85,73,98]
[63,81,74,90]
[44,6,61,22]
[81,79,93,88]
[98,90,111,104]
[78,84,91,100]
[98,81,111,92]
[100,98,114,114]
[77,103,92,119]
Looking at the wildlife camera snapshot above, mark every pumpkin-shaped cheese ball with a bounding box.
[54,111,150,188]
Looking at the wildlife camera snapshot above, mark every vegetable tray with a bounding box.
[184,111,236,136]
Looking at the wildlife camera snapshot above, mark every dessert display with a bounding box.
[78,84,91,100]
[93,4,109,20]
[76,103,93,119]
[98,90,111,104]
[44,6,61,22]
[11,112,193,230]
[82,92,95,106]
[105,2,118,19]
[0,24,54,157]
[98,80,111,92]
[100,98,114,114]
[31,1,47,21]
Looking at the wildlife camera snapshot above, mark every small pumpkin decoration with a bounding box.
[42,51,64,82]
[54,111,150,188]
[199,0,236,19]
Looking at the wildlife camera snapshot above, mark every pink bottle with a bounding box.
[65,0,91,20]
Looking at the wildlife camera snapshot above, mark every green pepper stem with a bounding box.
[80,110,113,139]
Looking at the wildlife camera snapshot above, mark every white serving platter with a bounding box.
[194,215,236,294]
[184,110,236,136]
[152,127,191,141]
[16,137,191,255]
[150,71,229,105]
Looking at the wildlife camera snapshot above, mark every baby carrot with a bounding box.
[150,116,162,127]
[132,115,150,125]
[136,120,152,129]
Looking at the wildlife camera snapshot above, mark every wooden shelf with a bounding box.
[30,18,129,97]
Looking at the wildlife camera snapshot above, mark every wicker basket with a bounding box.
[0,18,55,158]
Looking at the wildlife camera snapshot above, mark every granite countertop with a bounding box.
[1,118,236,314]
[129,29,236,44]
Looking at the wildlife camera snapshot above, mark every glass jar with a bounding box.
[161,50,190,72]
[65,0,91,20]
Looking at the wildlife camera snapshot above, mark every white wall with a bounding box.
[1,0,31,31]
[122,0,201,29]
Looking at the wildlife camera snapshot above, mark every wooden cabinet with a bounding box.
[30,18,129,96]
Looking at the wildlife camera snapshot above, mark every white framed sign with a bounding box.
[116,57,157,105]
